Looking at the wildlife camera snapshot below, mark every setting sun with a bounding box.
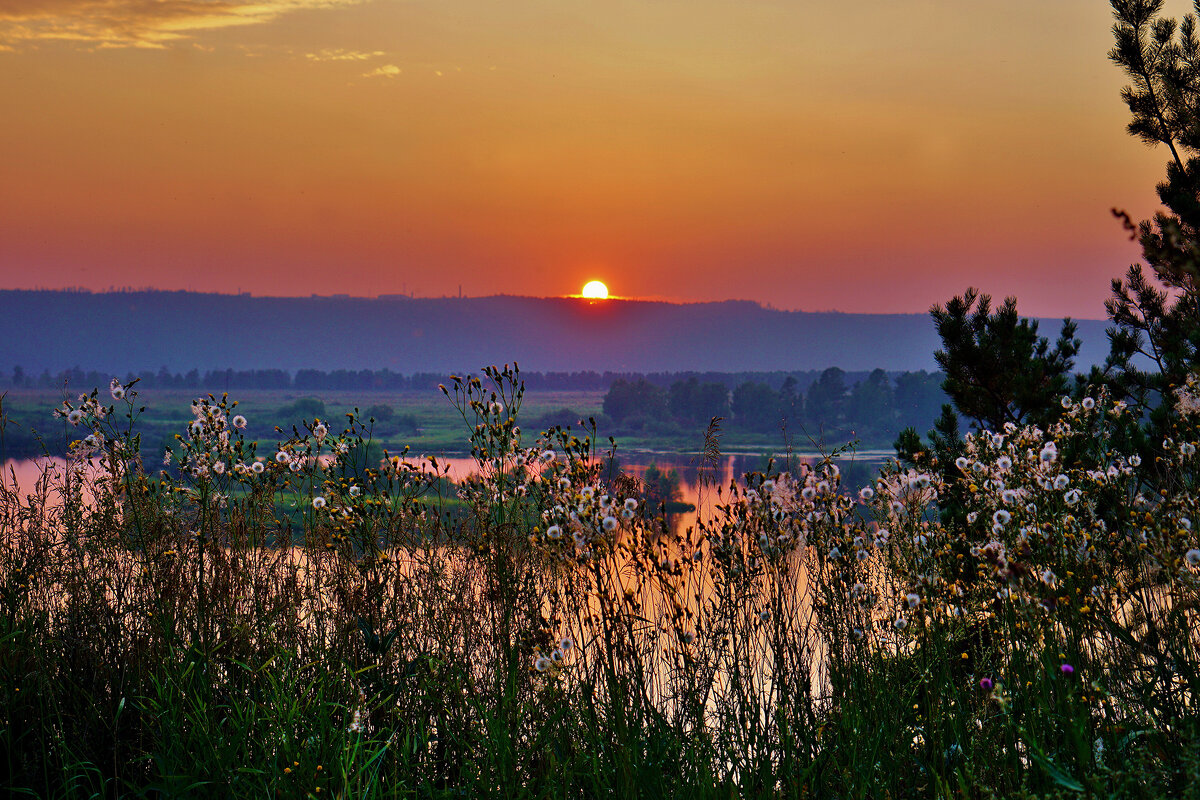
[581,280,609,300]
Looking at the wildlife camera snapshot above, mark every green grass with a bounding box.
[1,367,1198,798]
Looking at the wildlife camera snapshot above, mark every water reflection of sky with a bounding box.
[4,450,893,536]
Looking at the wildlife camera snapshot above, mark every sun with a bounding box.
[581,280,609,299]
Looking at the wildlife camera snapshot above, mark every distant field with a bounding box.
[0,385,871,461]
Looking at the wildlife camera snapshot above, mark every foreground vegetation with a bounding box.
[1,364,1198,798]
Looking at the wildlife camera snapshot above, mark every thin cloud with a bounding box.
[0,0,367,50]
[362,63,399,78]
[306,48,384,62]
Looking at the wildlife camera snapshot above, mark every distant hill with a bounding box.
[0,290,1110,375]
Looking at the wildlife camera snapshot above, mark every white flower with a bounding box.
[65,409,83,425]
[801,487,817,501]
[1041,569,1057,587]
[212,461,226,475]
[550,648,565,663]
[534,656,551,673]
[275,450,290,464]
[540,450,556,463]
[1040,443,1058,463]
[602,515,618,532]
[251,461,265,474]
[996,456,1012,471]
[1064,489,1081,505]
[289,460,302,473]
[558,477,571,489]
[1186,549,1200,567]
[1181,517,1193,531]
[762,479,776,493]
[1001,489,1019,504]
[546,525,562,540]
[621,507,635,520]
[906,592,921,608]
[993,509,1011,526]
[110,384,126,401]
[859,486,875,502]
[894,616,908,630]
[349,485,361,497]
[312,496,327,509]
[1053,474,1070,490]
[1182,443,1197,456]
[232,415,247,429]
[1061,396,1073,409]
[1128,454,1142,467]
[624,497,638,511]
[827,547,842,560]
[1082,397,1095,410]
[955,456,970,471]
[580,486,595,500]
[559,636,574,651]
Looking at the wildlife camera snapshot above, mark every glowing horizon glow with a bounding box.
[581,281,609,300]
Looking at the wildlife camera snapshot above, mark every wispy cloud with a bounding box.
[0,0,367,50]
[306,47,384,62]
[362,63,399,78]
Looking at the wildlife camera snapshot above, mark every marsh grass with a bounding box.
[1,368,1198,798]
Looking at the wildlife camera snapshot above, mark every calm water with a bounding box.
[2,450,892,535]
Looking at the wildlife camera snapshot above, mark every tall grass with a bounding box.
[1,367,1198,798]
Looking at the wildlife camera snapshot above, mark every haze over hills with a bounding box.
[0,290,1111,376]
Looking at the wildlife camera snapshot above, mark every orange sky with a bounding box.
[0,0,1190,318]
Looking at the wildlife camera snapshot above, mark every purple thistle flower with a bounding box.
[979,678,994,690]
[1060,663,1074,674]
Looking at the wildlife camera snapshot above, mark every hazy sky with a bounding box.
[0,0,1191,318]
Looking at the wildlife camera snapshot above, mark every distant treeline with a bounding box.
[599,368,947,445]
[3,364,943,398]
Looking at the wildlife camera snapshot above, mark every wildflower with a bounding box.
[827,547,842,560]
[289,460,302,473]
[1183,443,1197,456]
[212,461,226,475]
[110,382,126,401]
[313,496,327,509]
[624,497,638,511]
[550,648,565,663]
[534,656,551,673]
[894,616,908,630]
[1001,489,1019,504]
[546,524,562,540]
[1061,396,1073,409]
[955,456,970,471]
[313,422,328,440]
[1129,454,1142,467]
[801,487,816,502]
[1185,548,1200,567]
[232,414,247,429]
[66,409,84,425]
[1053,474,1070,490]
[1064,489,1081,505]
[816,480,830,494]
[1081,397,1095,410]
[251,461,265,474]
[681,631,696,645]
[1039,443,1058,463]
[580,486,595,500]
[1041,569,1057,588]
[349,485,361,497]
[558,477,571,489]
[979,678,993,690]
[540,450,556,463]
[1181,517,1192,530]
[856,549,869,562]
[559,636,573,652]
[602,516,618,532]
[275,450,291,464]
[1060,663,1074,675]
[997,455,1012,471]
[859,486,875,502]
[906,592,921,608]
[993,509,1011,527]
[762,479,776,493]
[621,507,635,520]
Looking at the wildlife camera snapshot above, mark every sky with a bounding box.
[0,0,1192,319]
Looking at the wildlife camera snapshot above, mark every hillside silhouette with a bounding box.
[0,290,1109,375]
